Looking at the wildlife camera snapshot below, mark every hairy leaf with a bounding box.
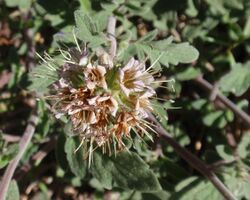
[161,43,199,65]
[6,180,20,200]
[64,137,87,179]
[170,177,223,200]
[91,151,162,191]
[138,30,158,43]
[219,62,250,96]
[0,143,18,169]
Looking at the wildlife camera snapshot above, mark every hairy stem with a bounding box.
[107,16,117,59]
[147,113,237,200]
[0,109,38,200]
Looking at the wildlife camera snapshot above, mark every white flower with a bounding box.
[119,57,154,97]
[87,95,118,116]
[84,63,107,90]
[135,91,155,118]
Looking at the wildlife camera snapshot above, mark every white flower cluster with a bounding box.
[46,46,157,154]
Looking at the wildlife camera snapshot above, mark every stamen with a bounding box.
[72,28,81,52]
[36,52,57,71]
[136,124,153,142]
[59,48,72,61]
[144,52,164,74]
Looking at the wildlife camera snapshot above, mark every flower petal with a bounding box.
[123,57,135,71]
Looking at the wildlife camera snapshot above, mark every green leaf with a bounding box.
[4,0,19,7]
[56,133,69,170]
[101,2,119,11]
[91,151,162,191]
[160,158,189,182]
[74,10,93,40]
[171,177,223,200]
[6,180,19,200]
[88,35,106,48]
[4,0,31,9]
[191,99,207,110]
[74,11,98,36]
[64,136,87,179]
[237,133,250,158]
[0,144,18,169]
[243,17,250,38]
[176,67,201,81]
[83,14,98,35]
[152,36,174,50]
[202,110,228,128]
[161,43,199,65]
[142,191,171,200]
[74,10,105,47]
[120,34,198,68]
[28,76,56,93]
[219,62,250,96]
[79,0,91,13]
[151,100,168,129]
[28,60,59,92]
[94,11,109,32]
[216,145,234,161]
[18,0,32,10]
[138,30,158,43]
[224,0,244,10]
[186,0,198,17]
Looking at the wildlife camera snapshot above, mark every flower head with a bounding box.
[40,39,161,159]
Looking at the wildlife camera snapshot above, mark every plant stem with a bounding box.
[23,10,35,71]
[107,16,117,59]
[195,76,250,128]
[147,113,237,200]
[0,109,38,200]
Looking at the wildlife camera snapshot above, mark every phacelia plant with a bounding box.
[31,12,198,167]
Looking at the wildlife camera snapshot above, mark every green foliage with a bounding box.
[118,35,199,67]
[216,145,234,161]
[91,151,162,191]
[4,0,32,10]
[28,62,59,93]
[6,180,20,200]
[74,10,106,48]
[202,110,233,128]
[175,67,201,81]
[219,62,250,96]
[160,42,199,65]
[171,177,223,200]
[1,0,250,199]
[0,134,18,169]
[64,137,87,179]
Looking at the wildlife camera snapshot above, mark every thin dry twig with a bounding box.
[107,16,117,59]
[0,109,38,200]
[147,113,237,200]
[195,76,250,128]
